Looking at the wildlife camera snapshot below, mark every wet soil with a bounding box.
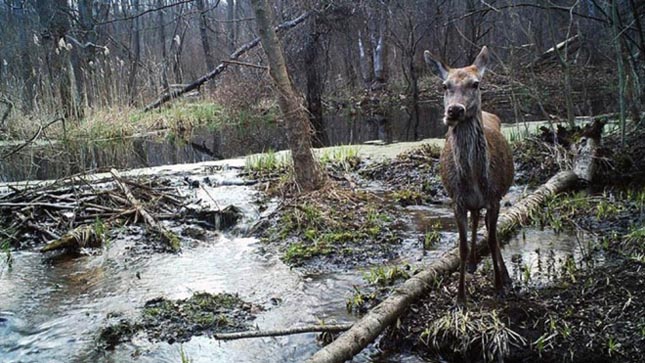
[250,122,645,362]
[380,252,644,363]
[378,186,645,363]
[254,144,450,272]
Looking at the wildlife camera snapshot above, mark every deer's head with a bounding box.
[424,46,490,127]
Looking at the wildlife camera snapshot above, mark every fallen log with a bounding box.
[213,323,352,341]
[110,169,181,252]
[305,121,603,363]
[143,11,310,112]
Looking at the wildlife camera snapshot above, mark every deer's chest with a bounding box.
[440,143,489,210]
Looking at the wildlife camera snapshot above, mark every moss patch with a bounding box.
[260,185,401,270]
[99,292,259,349]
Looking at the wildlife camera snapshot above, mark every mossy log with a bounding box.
[305,121,603,363]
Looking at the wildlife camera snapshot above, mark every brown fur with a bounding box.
[425,47,514,303]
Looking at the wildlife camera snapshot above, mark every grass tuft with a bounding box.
[421,309,526,362]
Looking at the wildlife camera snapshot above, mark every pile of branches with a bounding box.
[0,171,185,253]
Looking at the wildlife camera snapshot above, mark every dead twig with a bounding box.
[110,169,181,252]
[213,323,352,341]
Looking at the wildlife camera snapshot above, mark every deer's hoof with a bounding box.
[467,262,478,274]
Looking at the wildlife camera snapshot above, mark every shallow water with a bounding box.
[0,164,593,363]
[0,172,363,363]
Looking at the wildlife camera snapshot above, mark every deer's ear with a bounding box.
[473,46,490,77]
[424,50,449,80]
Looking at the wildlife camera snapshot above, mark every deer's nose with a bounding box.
[447,105,465,119]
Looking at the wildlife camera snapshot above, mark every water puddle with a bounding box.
[0,103,448,183]
[503,228,600,288]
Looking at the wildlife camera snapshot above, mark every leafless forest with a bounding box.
[0,0,642,135]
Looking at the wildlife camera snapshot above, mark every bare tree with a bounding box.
[196,0,216,71]
[127,0,142,105]
[35,0,77,117]
[250,0,326,192]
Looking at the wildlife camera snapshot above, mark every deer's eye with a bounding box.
[442,83,448,91]
[472,81,480,89]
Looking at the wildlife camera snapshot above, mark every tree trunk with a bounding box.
[358,30,374,85]
[304,17,327,147]
[227,0,237,54]
[371,2,390,88]
[35,0,75,118]
[196,0,215,71]
[12,1,34,111]
[306,121,604,363]
[127,0,141,105]
[611,0,627,144]
[157,0,170,92]
[250,0,325,192]
[78,0,95,109]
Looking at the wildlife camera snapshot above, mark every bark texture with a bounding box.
[250,0,325,192]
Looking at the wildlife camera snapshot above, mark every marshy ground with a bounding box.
[249,122,645,362]
[2,121,644,362]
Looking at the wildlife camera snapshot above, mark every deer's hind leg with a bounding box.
[467,209,480,273]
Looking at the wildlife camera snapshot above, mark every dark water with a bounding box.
[0,104,445,182]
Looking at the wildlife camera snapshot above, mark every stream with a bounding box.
[0,159,594,363]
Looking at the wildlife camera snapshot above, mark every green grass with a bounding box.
[422,309,526,361]
[423,222,442,249]
[7,101,243,142]
[363,265,410,286]
[319,146,360,171]
[244,150,292,174]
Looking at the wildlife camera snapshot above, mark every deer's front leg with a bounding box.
[455,205,469,305]
[468,209,480,273]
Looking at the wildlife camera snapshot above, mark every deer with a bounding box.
[423,46,514,304]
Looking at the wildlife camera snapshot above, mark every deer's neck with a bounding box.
[451,112,489,189]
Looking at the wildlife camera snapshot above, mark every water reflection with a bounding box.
[0,104,445,182]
